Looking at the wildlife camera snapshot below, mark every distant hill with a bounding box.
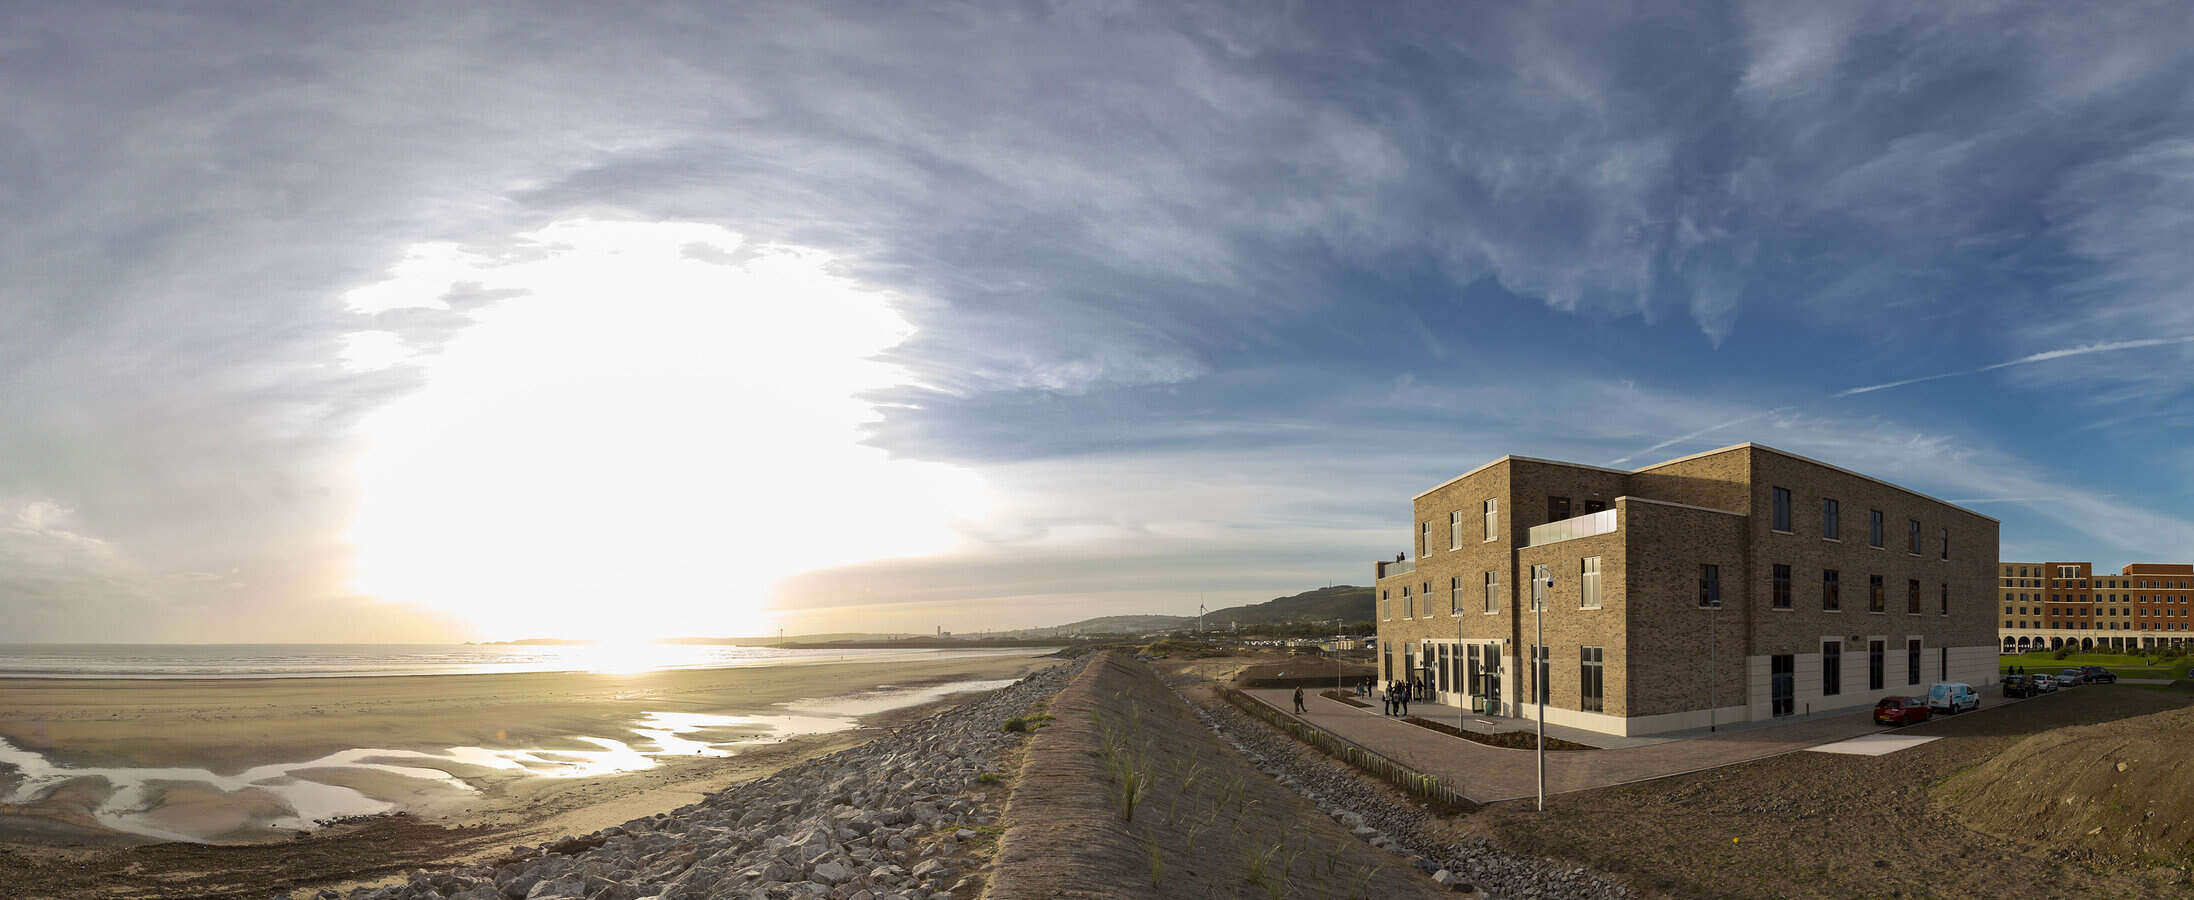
[1013,585,1373,636]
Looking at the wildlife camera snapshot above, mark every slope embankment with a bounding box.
[1935,701,2194,866]
[989,651,1443,899]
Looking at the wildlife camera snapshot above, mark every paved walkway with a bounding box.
[1247,688,1894,803]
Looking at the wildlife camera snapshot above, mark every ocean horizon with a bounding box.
[0,642,1051,680]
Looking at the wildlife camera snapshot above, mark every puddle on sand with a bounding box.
[0,676,1017,843]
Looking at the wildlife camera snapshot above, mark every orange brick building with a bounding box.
[1997,562,2194,652]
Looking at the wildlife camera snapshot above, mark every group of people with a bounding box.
[1288,677,1425,717]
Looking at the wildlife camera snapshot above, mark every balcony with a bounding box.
[1526,508,1618,547]
[1376,557,1414,579]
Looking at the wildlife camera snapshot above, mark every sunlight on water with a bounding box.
[0,678,1017,842]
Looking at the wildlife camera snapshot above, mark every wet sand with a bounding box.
[0,649,1058,848]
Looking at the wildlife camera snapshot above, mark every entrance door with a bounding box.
[1770,654,1794,717]
[1482,655,1503,716]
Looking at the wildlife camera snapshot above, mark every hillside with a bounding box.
[1017,585,1373,636]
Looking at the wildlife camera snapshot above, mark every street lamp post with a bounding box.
[1532,564,1552,813]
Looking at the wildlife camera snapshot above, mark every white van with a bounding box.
[1927,682,1979,714]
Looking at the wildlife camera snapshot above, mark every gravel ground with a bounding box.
[1170,678,1631,899]
[308,657,1086,900]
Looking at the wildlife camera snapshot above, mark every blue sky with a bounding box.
[4,2,2192,640]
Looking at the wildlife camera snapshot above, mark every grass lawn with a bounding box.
[1998,651,2192,680]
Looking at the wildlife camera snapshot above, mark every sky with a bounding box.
[4,1,2193,642]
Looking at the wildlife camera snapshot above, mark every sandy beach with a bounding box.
[0,649,1059,860]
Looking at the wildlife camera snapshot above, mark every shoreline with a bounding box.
[0,645,1061,681]
[0,651,1062,849]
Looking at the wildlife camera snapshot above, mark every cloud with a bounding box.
[1837,335,2194,396]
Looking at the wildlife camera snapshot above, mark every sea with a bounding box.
[0,642,1046,679]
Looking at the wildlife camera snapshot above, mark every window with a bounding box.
[1939,647,1947,681]
[1907,638,1921,685]
[1907,519,1921,554]
[1940,584,1949,616]
[1482,498,1499,541]
[1939,527,1949,561]
[1530,564,1549,611]
[1699,564,1722,608]
[1584,498,1607,514]
[1422,522,1434,557]
[1451,576,1463,614]
[1772,564,1792,609]
[1869,639,1884,691]
[1449,511,1463,550]
[1380,590,1390,619]
[1822,498,1840,540]
[1581,557,1603,609]
[1483,571,1499,614]
[1823,641,1842,696]
[1532,644,1550,704]
[1580,646,1604,712]
[1868,509,1884,548]
[1869,575,1885,613]
[1823,569,1841,611]
[1771,486,1792,532]
[1402,586,1413,618]
[1907,578,1921,614]
[1548,495,1571,522]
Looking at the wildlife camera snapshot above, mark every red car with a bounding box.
[1874,696,1932,726]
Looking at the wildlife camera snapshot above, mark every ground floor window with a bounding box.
[1384,648,1393,681]
[1869,640,1884,690]
[1823,641,1842,696]
[1907,639,1921,685]
[1939,647,1948,682]
[1580,646,1604,712]
[1770,654,1794,717]
[1530,644,1550,705]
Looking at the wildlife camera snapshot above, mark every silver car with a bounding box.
[2030,673,2058,692]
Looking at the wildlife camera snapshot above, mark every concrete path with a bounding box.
[1806,733,1942,756]
[1247,688,1892,803]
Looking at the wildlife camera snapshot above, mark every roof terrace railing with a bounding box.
[1526,508,1618,547]
[1376,557,1415,579]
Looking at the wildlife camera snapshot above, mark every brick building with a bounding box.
[1372,443,1999,737]
[1997,562,2193,653]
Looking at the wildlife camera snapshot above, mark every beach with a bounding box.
[0,647,1059,885]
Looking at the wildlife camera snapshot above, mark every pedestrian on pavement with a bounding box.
[1293,685,1306,714]
[1399,683,1411,717]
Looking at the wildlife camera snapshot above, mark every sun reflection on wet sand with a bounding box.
[0,677,1020,842]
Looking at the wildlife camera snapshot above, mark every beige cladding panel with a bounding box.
[1515,527,1629,717]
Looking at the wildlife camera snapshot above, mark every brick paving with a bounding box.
[1249,687,1890,803]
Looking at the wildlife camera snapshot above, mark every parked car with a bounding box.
[2001,674,2039,698]
[2057,668,2087,686]
[1928,682,1981,714]
[2079,665,2117,684]
[1874,695,1932,726]
[2031,673,2058,692]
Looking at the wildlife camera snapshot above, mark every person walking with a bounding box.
[1384,683,1396,716]
[1292,685,1306,715]
[1399,682,1411,717]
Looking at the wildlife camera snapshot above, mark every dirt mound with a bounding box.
[1936,702,2194,866]
[989,651,1443,898]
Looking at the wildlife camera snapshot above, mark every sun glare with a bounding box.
[343,220,989,639]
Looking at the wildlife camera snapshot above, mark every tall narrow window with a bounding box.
[1449,511,1463,549]
[1580,646,1604,712]
[1380,590,1390,619]
[1483,570,1498,614]
[1907,638,1921,685]
[1771,486,1792,532]
[1530,564,1548,611]
[1940,584,1950,616]
[1823,641,1842,696]
[1483,498,1498,541]
[1939,527,1949,560]
[1533,645,1550,704]
[1907,518,1921,554]
[1869,575,1885,613]
[1772,564,1792,609]
[1908,578,1921,614]
[1822,498,1840,540]
[1868,509,1884,548]
[1548,496,1571,522]
[1451,576,1462,614]
[1823,569,1841,611]
[1699,564,1722,608]
[1581,557,1602,609]
[1402,586,1412,618]
[1422,522,1434,557]
[1868,640,1884,691]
